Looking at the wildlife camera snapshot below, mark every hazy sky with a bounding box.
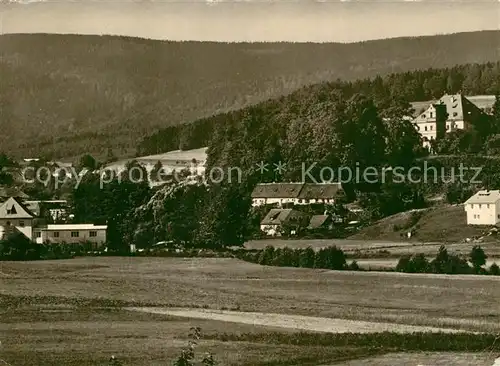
[0,1,499,42]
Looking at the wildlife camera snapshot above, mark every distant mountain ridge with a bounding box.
[1,30,499,159]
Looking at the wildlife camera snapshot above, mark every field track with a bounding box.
[128,307,468,334]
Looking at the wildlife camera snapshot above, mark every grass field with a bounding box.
[1,257,500,365]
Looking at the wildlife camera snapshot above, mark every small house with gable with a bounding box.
[464,190,500,226]
[260,208,309,236]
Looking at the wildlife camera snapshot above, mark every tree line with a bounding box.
[137,61,500,156]
[235,244,500,276]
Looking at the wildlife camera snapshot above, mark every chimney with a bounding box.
[433,103,448,140]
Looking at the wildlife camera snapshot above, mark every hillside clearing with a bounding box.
[350,205,498,243]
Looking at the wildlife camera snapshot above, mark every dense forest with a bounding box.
[1,30,499,159]
[136,61,500,156]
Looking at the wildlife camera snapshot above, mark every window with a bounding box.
[487,204,490,209]
[6,205,17,215]
[425,126,428,131]
[71,231,79,238]
[53,232,59,238]
[430,112,433,118]
[19,221,25,227]
[453,112,458,117]
[89,231,97,237]
[36,232,41,238]
[446,125,449,130]
[430,125,433,131]
[5,221,10,226]
[479,204,482,209]
[422,114,426,118]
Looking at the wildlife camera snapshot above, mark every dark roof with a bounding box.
[0,186,29,199]
[298,183,342,199]
[260,208,307,226]
[251,183,304,199]
[307,215,329,229]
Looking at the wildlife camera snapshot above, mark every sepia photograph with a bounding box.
[0,0,500,365]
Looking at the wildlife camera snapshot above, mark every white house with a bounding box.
[0,196,34,240]
[33,224,107,247]
[0,196,106,247]
[464,190,500,226]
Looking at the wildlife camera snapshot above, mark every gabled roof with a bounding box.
[0,224,29,240]
[260,208,307,226]
[298,183,342,199]
[413,94,485,124]
[465,190,500,204]
[251,183,304,199]
[307,215,330,229]
[0,186,29,200]
[0,197,34,219]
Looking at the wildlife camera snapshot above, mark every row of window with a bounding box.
[5,220,26,227]
[473,214,500,219]
[470,203,492,209]
[35,231,98,238]
[416,124,456,132]
[421,112,459,119]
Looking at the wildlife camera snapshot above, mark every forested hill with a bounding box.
[1,30,499,159]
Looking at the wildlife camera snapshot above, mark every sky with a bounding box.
[0,0,499,43]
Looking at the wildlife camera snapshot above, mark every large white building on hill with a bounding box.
[413,94,488,148]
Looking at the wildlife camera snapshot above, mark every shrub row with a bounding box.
[205,331,500,352]
[235,244,500,276]
[234,245,357,271]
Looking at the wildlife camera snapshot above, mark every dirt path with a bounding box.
[127,307,467,334]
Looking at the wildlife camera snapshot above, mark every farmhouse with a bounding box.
[260,208,309,236]
[413,93,488,148]
[464,190,500,226]
[0,196,106,246]
[251,182,343,207]
[251,183,304,207]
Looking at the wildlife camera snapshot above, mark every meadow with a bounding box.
[1,257,500,365]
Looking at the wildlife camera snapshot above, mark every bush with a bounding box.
[469,245,487,273]
[314,246,346,270]
[396,253,429,273]
[298,247,315,268]
[258,245,275,266]
[489,262,500,276]
[348,260,360,271]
